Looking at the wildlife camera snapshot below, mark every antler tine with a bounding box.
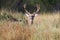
[24,4,26,9]
[24,4,30,14]
[35,4,40,13]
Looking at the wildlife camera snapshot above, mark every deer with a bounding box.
[24,4,40,25]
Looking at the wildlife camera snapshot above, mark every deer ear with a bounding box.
[25,13,29,17]
[35,14,38,16]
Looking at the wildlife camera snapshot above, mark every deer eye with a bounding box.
[32,16,35,17]
[30,16,34,20]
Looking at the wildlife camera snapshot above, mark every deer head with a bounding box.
[24,4,40,25]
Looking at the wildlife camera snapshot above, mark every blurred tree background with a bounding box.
[0,0,60,12]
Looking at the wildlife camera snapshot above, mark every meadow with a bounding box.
[0,9,60,40]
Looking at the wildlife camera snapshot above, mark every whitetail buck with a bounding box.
[24,4,40,25]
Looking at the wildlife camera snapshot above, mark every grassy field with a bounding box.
[0,9,60,40]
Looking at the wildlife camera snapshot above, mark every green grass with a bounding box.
[0,9,60,40]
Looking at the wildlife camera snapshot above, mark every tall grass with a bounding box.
[0,9,60,40]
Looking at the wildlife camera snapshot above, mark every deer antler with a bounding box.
[24,4,30,14]
[35,4,40,13]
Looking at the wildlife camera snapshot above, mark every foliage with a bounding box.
[0,13,13,21]
[1,0,60,12]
